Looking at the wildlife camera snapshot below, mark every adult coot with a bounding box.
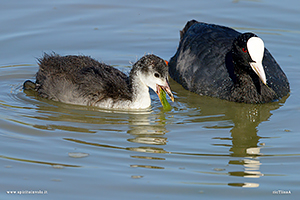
[169,20,290,103]
[24,53,174,109]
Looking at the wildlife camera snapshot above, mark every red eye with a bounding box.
[242,48,247,53]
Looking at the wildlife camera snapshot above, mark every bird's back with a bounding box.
[36,53,132,105]
[169,21,240,98]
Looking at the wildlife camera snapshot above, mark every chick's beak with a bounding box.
[156,80,174,102]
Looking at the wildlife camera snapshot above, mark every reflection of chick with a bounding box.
[128,137,167,145]
[127,112,168,145]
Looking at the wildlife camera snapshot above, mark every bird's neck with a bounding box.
[128,71,151,109]
[233,62,261,91]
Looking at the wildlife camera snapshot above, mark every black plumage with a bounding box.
[34,53,131,105]
[169,20,290,103]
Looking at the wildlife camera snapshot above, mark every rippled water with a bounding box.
[1,0,300,199]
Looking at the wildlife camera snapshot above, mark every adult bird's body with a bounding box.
[169,20,290,103]
[24,53,174,109]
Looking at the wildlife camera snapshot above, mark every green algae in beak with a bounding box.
[157,86,172,111]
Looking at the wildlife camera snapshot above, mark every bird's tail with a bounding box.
[23,80,37,90]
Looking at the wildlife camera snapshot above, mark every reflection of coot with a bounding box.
[171,81,287,157]
[169,20,290,103]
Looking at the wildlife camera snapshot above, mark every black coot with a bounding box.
[24,53,174,109]
[169,20,290,103]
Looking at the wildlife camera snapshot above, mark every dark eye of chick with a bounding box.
[154,73,160,78]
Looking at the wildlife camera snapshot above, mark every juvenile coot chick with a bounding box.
[24,53,174,109]
[169,20,290,103]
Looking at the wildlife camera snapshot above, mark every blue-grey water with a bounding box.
[1,0,299,199]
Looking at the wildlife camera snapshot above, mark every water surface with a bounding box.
[1,0,300,199]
